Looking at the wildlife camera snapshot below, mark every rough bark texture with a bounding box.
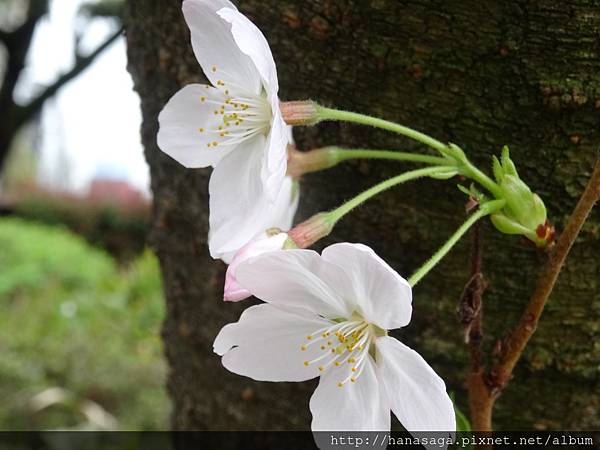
[125,0,600,430]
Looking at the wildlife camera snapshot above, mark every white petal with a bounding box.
[261,104,289,201]
[235,249,353,318]
[182,0,261,95]
[157,84,236,168]
[208,136,267,259]
[375,336,456,432]
[322,243,412,330]
[286,125,295,145]
[212,175,297,264]
[214,304,331,381]
[217,7,279,100]
[270,176,299,230]
[310,356,390,431]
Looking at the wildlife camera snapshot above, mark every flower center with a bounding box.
[199,67,272,148]
[301,317,374,387]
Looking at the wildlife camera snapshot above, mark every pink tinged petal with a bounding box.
[216,7,279,100]
[310,356,391,431]
[375,336,456,432]
[213,304,331,382]
[235,249,353,318]
[208,135,268,259]
[182,0,261,96]
[322,243,413,330]
[224,232,289,302]
[157,84,237,168]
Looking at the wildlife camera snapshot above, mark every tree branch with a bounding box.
[489,157,600,390]
[0,0,49,110]
[18,27,123,125]
[1,26,122,171]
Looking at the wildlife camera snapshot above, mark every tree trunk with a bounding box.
[125,0,600,430]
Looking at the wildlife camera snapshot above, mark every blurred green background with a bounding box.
[0,216,169,430]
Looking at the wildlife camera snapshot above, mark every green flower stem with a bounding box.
[316,105,448,154]
[315,106,503,198]
[331,148,449,166]
[408,199,506,287]
[459,163,503,199]
[325,166,456,226]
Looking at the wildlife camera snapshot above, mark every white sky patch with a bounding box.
[14,0,149,196]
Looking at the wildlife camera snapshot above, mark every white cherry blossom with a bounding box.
[214,243,456,432]
[156,0,293,260]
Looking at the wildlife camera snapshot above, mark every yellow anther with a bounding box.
[211,65,217,72]
[320,345,326,350]
[337,382,344,388]
[348,358,356,364]
[200,96,206,102]
[217,80,225,86]
[212,141,218,146]
[334,361,341,366]
[351,367,357,372]
[198,128,204,133]
[300,345,307,351]
[304,361,310,366]
[327,341,332,346]
[350,377,357,383]
[318,366,324,372]
[220,133,226,137]
[306,335,313,340]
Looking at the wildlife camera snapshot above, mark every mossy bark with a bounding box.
[125,0,600,430]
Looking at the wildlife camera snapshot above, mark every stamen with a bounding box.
[302,318,374,386]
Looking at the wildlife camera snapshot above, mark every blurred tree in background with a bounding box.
[0,0,124,172]
[126,0,600,431]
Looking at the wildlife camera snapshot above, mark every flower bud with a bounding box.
[224,230,292,302]
[490,147,552,247]
[287,213,334,249]
[287,146,339,179]
[280,101,321,126]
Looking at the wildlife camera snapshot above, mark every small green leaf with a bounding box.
[430,169,459,180]
[449,392,472,433]
[457,184,472,196]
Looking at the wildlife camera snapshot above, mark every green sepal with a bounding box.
[490,213,536,239]
[492,155,503,183]
[501,145,518,176]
